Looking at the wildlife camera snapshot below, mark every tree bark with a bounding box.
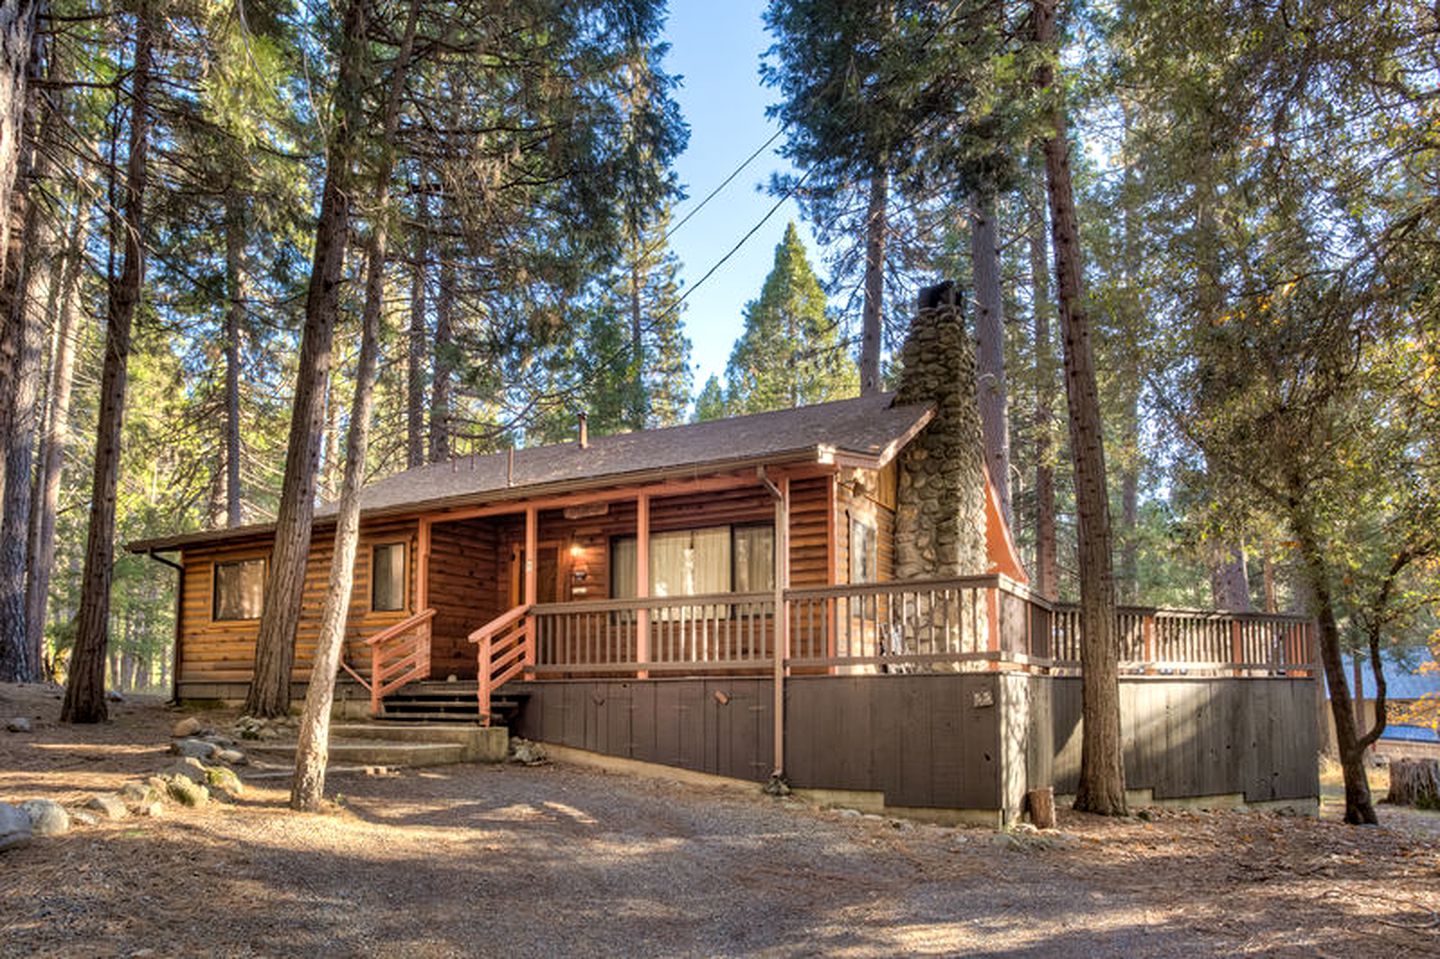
[62,4,152,722]
[970,190,1010,527]
[859,170,886,395]
[245,0,370,718]
[0,0,38,282]
[25,199,82,673]
[293,0,419,810]
[405,168,427,468]
[1210,543,1251,611]
[223,196,245,527]
[1034,0,1125,815]
[1029,168,1057,599]
[429,231,454,462]
[629,249,645,429]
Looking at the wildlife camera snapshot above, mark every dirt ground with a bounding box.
[2,683,1438,958]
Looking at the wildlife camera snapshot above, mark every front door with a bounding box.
[509,541,561,606]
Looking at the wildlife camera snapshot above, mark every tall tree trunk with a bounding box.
[244,0,369,718]
[1210,543,1251,611]
[405,168,427,468]
[0,36,55,682]
[0,0,38,282]
[1029,168,1058,599]
[1034,0,1125,815]
[293,0,419,809]
[629,251,645,429]
[429,234,453,461]
[1117,397,1140,604]
[859,170,886,395]
[61,6,151,722]
[26,199,82,672]
[223,196,244,527]
[970,190,1010,527]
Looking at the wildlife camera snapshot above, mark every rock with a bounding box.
[69,809,99,827]
[509,739,547,765]
[0,802,33,851]
[170,738,218,760]
[216,748,247,766]
[204,766,244,798]
[120,782,161,806]
[136,801,165,818]
[171,717,203,738]
[106,690,125,702]
[160,758,208,785]
[85,793,128,821]
[20,799,69,837]
[202,734,237,749]
[5,716,32,733]
[836,808,863,819]
[165,777,209,808]
[257,726,281,741]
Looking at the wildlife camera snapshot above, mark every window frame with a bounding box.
[369,540,409,614]
[609,522,777,604]
[849,516,878,585]
[211,556,267,623]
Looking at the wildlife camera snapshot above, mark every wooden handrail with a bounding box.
[365,607,437,646]
[470,603,533,726]
[361,607,434,715]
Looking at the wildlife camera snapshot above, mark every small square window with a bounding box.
[213,558,265,621]
[372,542,407,612]
[850,519,877,584]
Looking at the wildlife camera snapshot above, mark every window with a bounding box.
[612,525,774,600]
[850,518,877,584]
[213,558,265,621]
[371,542,407,612]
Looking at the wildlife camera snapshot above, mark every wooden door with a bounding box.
[509,542,562,606]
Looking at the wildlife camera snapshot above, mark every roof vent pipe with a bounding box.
[578,411,589,449]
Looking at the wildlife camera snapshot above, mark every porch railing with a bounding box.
[519,576,1315,679]
[341,607,435,716]
[469,604,533,726]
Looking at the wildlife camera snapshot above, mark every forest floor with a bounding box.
[1,682,1438,958]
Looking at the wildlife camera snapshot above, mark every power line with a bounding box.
[664,127,784,242]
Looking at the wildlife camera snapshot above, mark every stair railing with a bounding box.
[343,607,436,716]
[468,604,533,726]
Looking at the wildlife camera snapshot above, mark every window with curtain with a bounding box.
[371,542,406,612]
[850,518,877,584]
[213,558,265,621]
[612,525,774,602]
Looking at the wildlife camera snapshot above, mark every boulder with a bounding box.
[85,794,128,821]
[0,802,32,851]
[171,717,203,738]
[216,748,247,766]
[202,734,237,749]
[5,717,32,733]
[166,778,209,808]
[170,738,218,760]
[106,690,124,702]
[136,801,165,818]
[68,809,99,828]
[160,758,207,785]
[509,739,547,765]
[120,782,161,806]
[204,766,244,799]
[20,799,69,837]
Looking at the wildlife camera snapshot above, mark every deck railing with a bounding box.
[469,604,533,726]
[520,576,1315,679]
[343,607,435,715]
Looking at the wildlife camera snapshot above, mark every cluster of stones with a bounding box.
[234,714,295,741]
[0,715,250,853]
[892,282,990,661]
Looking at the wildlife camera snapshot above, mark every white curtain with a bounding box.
[733,525,774,593]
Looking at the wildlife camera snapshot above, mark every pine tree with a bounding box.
[725,222,857,414]
[693,374,727,422]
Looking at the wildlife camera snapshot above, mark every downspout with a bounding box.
[144,548,183,704]
[758,466,789,790]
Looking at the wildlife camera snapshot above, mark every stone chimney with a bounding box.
[894,281,988,581]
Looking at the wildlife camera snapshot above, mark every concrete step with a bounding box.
[248,739,469,768]
[333,723,507,761]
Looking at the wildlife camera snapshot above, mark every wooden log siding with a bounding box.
[428,517,502,678]
[177,518,418,685]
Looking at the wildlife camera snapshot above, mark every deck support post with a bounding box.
[760,469,790,781]
[524,505,538,607]
[636,492,650,679]
[416,518,431,613]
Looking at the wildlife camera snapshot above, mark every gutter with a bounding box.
[142,548,184,704]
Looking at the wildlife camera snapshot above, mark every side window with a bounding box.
[213,558,265,621]
[849,518,877,584]
[372,542,407,612]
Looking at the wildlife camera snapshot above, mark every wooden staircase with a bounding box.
[377,680,527,728]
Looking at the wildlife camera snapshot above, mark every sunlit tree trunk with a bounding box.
[971,190,1010,527]
[859,170,886,395]
[1028,167,1057,599]
[223,196,245,527]
[406,167,428,468]
[61,5,151,721]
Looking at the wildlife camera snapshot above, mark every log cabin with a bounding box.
[130,299,1322,823]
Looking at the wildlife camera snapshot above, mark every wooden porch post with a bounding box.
[772,475,790,779]
[524,505,537,606]
[416,518,431,612]
[636,492,650,679]
[825,476,838,675]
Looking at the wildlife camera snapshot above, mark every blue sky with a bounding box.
[661,1,821,389]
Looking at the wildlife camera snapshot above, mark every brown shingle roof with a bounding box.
[128,393,932,552]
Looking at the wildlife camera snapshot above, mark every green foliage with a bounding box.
[723,223,857,414]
